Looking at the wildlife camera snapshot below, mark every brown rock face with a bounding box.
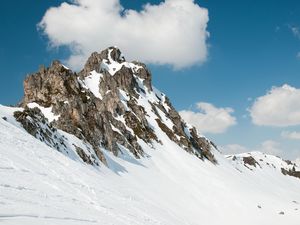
[242,156,260,168]
[14,106,106,166]
[19,47,217,165]
[281,168,300,179]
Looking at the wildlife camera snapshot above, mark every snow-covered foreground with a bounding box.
[0,108,300,225]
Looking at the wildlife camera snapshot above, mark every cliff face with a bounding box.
[18,47,217,166]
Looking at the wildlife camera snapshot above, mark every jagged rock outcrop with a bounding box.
[14,106,105,166]
[18,47,217,165]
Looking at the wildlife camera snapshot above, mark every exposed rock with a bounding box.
[189,127,216,163]
[19,47,217,166]
[284,160,293,166]
[14,107,68,154]
[131,61,152,91]
[281,168,300,179]
[156,118,177,142]
[242,156,260,168]
[74,145,93,165]
[14,106,105,166]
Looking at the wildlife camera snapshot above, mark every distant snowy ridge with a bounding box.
[227,151,300,179]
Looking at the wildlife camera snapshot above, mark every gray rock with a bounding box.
[18,47,217,166]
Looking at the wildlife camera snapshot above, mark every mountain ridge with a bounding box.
[16,46,216,167]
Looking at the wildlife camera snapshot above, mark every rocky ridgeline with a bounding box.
[227,152,300,179]
[16,47,217,166]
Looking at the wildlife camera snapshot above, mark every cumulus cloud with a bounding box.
[221,140,282,156]
[39,0,209,70]
[281,131,300,140]
[222,140,300,160]
[249,84,300,127]
[290,25,300,39]
[179,102,236,134]
[219,144,249,155]
[259,140,282,156]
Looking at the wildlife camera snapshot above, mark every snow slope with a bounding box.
[0,106,300,225]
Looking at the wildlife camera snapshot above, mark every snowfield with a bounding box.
[0,105,300,225]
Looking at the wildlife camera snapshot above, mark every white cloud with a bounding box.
[281,131,300,140]
[259,140,282,156]
[221,140,282,156]
[220,144,249,155]
[179,102,236,134]
[249,84,300,127]
[290,26,300,39]
[39,0,209,70]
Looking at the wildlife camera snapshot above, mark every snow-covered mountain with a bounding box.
[227,152,300,179]
[0,47,300,225]
[18,47,216,166]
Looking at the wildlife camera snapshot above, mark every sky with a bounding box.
[1,0,300,160]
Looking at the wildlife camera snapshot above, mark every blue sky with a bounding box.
[1,0,300,159]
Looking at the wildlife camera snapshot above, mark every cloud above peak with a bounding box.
[39,0,209,70]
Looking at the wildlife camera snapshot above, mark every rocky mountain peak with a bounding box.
[18,47,217,167]
[82,46,125,74]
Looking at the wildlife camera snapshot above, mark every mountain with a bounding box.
[0,47,300,225]
[227,152,300,179]
[17,46,216,166]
